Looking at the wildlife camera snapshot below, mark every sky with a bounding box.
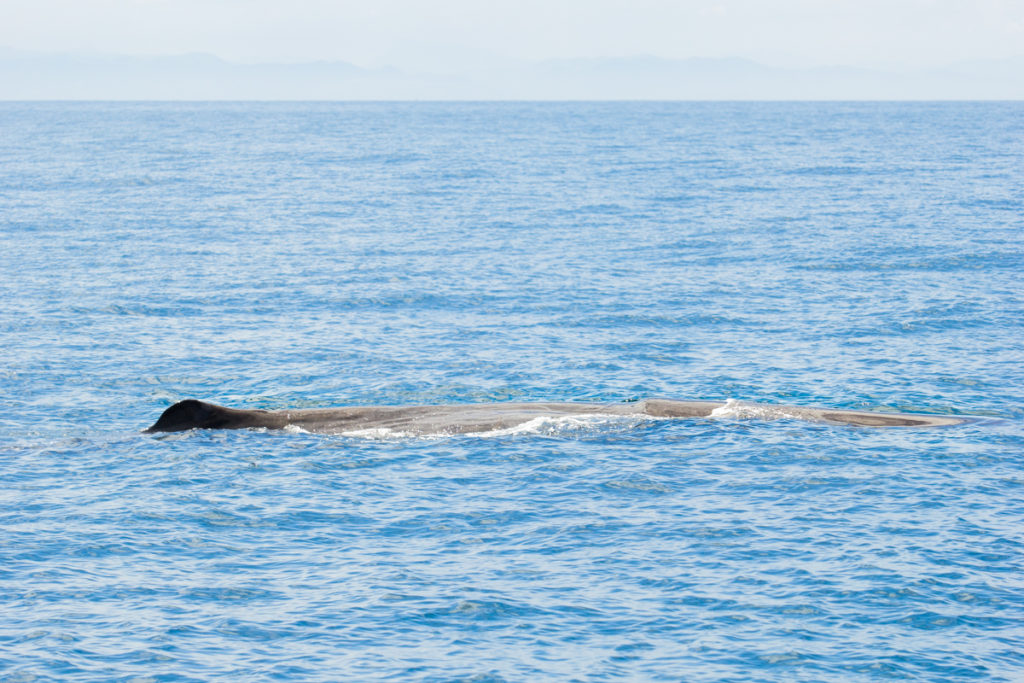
[2,0,1023,71]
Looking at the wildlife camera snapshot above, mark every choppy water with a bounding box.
[1,102,1023,681]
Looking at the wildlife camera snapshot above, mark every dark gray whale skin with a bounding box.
[144,399,969,435]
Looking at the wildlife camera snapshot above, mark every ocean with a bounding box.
[1,101,1022,681]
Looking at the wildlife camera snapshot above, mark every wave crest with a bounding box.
[710,398,806,421]
[472,413,655,439]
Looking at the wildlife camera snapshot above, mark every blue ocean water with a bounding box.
[1,101,1022,681]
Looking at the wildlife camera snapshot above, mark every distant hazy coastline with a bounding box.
[2,47,1022,100]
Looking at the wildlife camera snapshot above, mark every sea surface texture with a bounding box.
[1,102,1022,681]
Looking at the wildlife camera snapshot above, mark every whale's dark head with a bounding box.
[144,399,236,433]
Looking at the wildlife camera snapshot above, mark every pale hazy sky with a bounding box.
[2,0,1022,71]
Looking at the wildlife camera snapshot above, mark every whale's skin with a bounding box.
[144,398,969,435]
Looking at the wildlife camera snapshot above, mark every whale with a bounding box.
[144,398,969,435]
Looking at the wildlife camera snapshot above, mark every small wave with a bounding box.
[471,413,655,439]
[286,424,425,441]
[324,413,656,441]
[710,398,806,422]
[338,427,424,440]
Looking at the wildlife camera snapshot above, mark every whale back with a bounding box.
[144,398,971,434]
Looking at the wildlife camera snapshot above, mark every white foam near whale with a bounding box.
[470,413,658,439]
[710,398,809,421]
[319,414,657,441]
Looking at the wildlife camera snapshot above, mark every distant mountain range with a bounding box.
[1,47,1022,100]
